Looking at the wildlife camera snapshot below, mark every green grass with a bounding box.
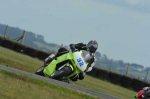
[0,46,43,73]
[72,76,136,98]
[0,46,136,99]
[0,69,99,99]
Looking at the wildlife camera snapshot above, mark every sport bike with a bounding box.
[35,47,92,83]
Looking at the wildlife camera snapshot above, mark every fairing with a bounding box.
[73,50,91,72]
[43,50,91,79]
[43,52,73,77]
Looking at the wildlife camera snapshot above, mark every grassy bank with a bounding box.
[0,69,99,99]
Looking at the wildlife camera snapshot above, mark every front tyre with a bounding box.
[35,66,45,76]
[50,66,72,80]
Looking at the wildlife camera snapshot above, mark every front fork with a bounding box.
[44,54,55,66]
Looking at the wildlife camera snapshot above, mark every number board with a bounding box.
[77,58,84,67]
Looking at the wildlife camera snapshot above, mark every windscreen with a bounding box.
[81,50,92,63]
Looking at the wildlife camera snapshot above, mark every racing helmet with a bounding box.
[87,40,98,53]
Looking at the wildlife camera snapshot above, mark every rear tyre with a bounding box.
[35,66,45,76]
[50,66,72,80]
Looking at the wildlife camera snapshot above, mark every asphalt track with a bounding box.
[0,64,122,99]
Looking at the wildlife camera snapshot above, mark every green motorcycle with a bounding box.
[35,47,92,83]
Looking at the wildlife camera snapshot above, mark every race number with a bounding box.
[77,58,84,67]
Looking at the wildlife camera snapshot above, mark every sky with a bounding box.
[0,0,150,67]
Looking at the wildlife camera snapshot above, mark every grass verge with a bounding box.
[0,69,100,99]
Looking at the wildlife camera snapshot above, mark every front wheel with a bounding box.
[50,66,72,80]
[35,66,45,76]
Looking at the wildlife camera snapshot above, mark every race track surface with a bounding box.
[0,65,122,99]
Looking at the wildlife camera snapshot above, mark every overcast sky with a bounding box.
[0,0,150,67]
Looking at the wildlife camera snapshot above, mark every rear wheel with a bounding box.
[50,66,72,80]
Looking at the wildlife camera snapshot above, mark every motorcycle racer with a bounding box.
[36,40,98,81]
